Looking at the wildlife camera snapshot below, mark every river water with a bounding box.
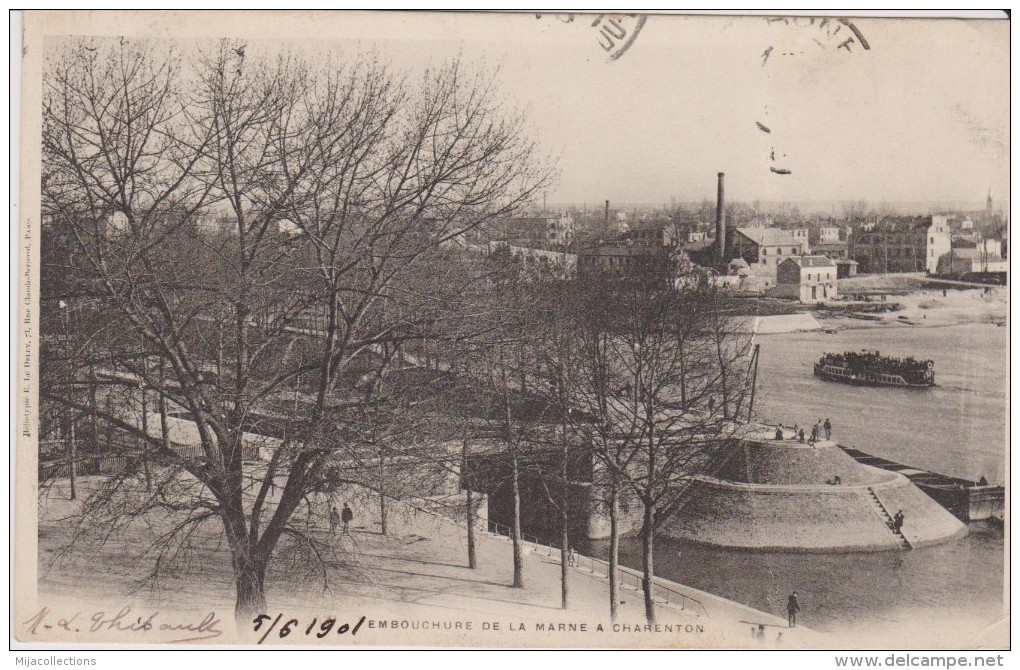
[588,321,1007,638]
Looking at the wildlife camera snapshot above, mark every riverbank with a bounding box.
[816,283,1007,331]
[737,282,1007,334]
[34,478,814,648]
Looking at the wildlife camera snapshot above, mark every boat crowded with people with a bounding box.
[813,350,935,388]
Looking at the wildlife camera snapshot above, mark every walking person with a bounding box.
[787,591,800,628]
[341,503,354,534]
[824,418,832,440]
[893,510,905,533]
[329,505,340,535]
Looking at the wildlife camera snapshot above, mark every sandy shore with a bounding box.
[817,284,1007,331]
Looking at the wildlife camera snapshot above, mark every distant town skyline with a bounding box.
[535,198,1002,217]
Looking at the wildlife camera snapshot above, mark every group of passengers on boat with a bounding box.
[819,351,933,383]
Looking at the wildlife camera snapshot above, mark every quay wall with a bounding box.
[664,478,903,552]
[664,473,967,552]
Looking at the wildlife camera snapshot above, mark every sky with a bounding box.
[435,14,1010,211]
[340,12,1008,212]
[39,11,1011,212]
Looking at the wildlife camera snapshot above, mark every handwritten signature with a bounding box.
[22,606,224,643]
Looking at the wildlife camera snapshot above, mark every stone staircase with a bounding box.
[865,487,912,550]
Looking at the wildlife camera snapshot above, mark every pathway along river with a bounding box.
[584,321,1006,639]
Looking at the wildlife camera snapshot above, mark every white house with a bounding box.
[819,226,842,243]
[775,256,838,303]
[730,226,805,270]
[790,228,811,253]
[926,215,952,274]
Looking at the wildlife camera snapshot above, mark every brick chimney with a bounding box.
[716,172,726,261]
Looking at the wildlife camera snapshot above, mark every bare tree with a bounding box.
[40,37,552,622]
[842,199,871,224]
[565,251,753,624]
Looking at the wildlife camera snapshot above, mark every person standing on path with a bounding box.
[341,503,354,534]
[824,418,832,440]
[329,506,340,535]
[787,591,800,628]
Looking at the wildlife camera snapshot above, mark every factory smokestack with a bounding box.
[716,172,726,262]
[604,200,610,233]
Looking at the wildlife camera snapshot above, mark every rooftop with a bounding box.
[942,248,983,259]
[580,243,661,257]
[735,226,800,247]
[783,255,836,268]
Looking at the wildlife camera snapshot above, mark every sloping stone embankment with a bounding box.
[663,439,968,552]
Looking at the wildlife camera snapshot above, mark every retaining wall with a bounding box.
[664,473,966,552]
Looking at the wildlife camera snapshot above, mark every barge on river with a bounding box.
[814,350,935,388]
[838,445,1004,523]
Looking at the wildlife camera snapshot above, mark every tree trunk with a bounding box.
[641,502,656,624]
[158,366,171,454]
[141,388,151,492]
[379,454,387,536]
[560,422,569,610]
[609,482,619,621]
[463,436,477,569]
[466,488,477,569]
[511,453,524,588]
[88,366,99,453]
[559,522,569,609]
[234,553,268,625]
[67,419,77,501]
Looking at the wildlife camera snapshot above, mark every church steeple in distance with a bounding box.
[986,187,993,213]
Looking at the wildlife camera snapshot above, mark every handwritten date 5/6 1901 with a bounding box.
[252,613,367,644]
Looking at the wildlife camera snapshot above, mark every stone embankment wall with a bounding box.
[663,440,968,552]
[664,479,903,552]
